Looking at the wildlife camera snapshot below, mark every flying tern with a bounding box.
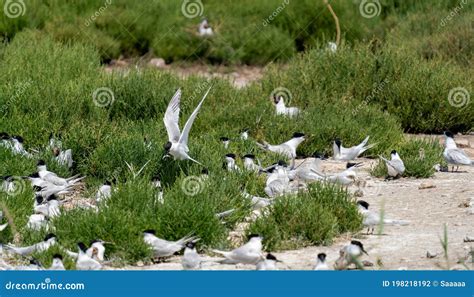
[163,88,211,165]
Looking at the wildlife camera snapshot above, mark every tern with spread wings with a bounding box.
[163,88,212,165]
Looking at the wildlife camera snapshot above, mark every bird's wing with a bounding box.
[447,148,472,165]
[163,89,182,142]
[179,87,211,145]
[389,158,405,172]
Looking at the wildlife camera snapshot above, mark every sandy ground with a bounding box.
[111,135,473,271]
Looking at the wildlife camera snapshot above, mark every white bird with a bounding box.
[220,137,230,149]
[152,176,164,204]
[35,195,61,218]
[327,42,338,53]
[334,240,368,270]
[380,150,405,178]
[224,153,240,172]
[163,88,211,165]
[326,162,362,187]
[33,195,61,218]
[48,133,63,150]
[26,213,49,231]
[333,136,375,161]
[53,148,73,169]
[143,230,198,258]
[198,19,214,37]
[256,253,279,270]
[357,200,409,234]
[182,242,201,270]
[49,254,66,270]
[33,184,72,199]
[240,129,249,140]
[87,240,107,261]
[264,162,299,198]
[212,234,264,265]
[443,131,473,172]
[241,190,273,211]
[10,135,31,157]
[37,160,84,186]
[95,181,112,203]
[314,253,329,270]
[242,154,261,172]
[0,210,8,231]
[75,242,102,270]
[5,233,57,256]
[257,132,305,162]
[273,95,300,118]
[292,157,325,182]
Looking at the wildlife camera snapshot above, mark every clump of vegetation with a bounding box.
[248,183,362,251]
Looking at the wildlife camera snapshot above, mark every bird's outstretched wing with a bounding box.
[164,89,182,142]
[179,87,211,145]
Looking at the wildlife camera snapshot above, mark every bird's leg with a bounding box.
[456,166,459,172]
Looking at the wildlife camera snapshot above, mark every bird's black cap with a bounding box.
[0,132,9,139]
[53,253,63,260]
[185,242,195,249]
[225,153,236,159]
[240,128,249,133]
[201,168,209,175]
[77,242,87,252]
[44,233,56,241]
[444,131,454,138]
[317,253,327,261]
[346,162,361,169]
[220,136,229,141]
[351,240,368,254]
[248,234,260,239]
[37,160,46,166]
[390,150,397,155]
[335,138,342,147]
[29,172,40,178]
[292,132,305,138]
[35,195,44,204]
[277,160,287,167]
[143,229,156,235]
[266,253,277,261]
[12,135,24,143]
[243,154,255,159]
[104,180,112,186]
[357,200,370,209]
[33,185,43,192]
[30,258,41,266]
[47,194,58,201]
[163,141,172,152]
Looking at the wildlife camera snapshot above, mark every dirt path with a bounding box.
[116,135,473,271]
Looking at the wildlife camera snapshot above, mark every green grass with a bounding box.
[248,183,362,250]
[0,13,468,266]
